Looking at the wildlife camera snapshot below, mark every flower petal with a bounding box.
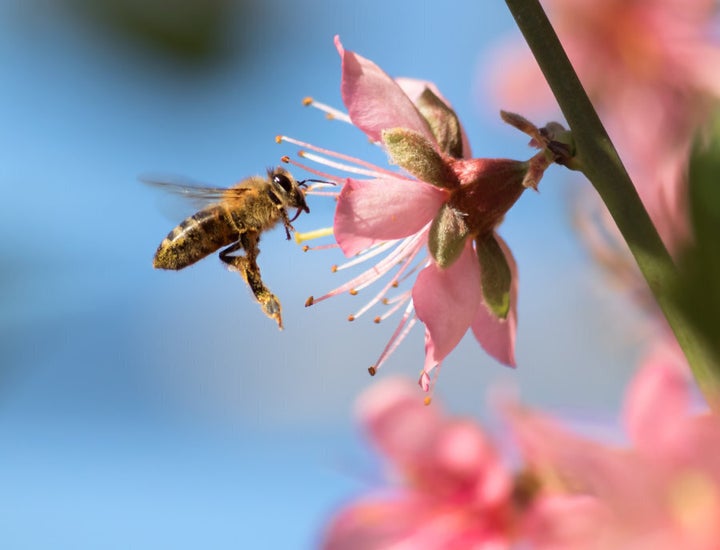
[623,340,690,453]
[413,242,481,370]
[471,233,518,367]
[334,36,436,145]
[334,177,446,257]
[396,77,472,159]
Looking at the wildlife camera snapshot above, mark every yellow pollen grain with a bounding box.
[302,96,313,106]
[368,366,377,376]
[347,314,355,322]
[373,316,381,324]
[305,296,315,307]
[349,289,358,296]
[423,397,432,406]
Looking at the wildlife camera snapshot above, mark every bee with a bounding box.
[144,166,315,329]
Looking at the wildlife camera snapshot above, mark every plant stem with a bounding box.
[504,0,720,403]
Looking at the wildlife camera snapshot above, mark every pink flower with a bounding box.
[507,354,720,549]
[281,37,553,390]
[321,378,521,550]
[487,0,720,253]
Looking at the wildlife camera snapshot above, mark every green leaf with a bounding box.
[475,233,511,319]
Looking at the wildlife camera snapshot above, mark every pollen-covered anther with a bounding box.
[348,314,356,322]
[302,96,313,106]
[391,281,399,288]
[275,135,283,144]
[302,245,309,252]
[280,155,290,163]
[382,298,389,305]
[349,289,358,296]
[373,316,381,324]
[331,265,338,273]
[305,296,315,307]
[368,366,377,376]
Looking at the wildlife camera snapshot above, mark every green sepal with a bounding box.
[415,88,464,158]
[428,203,470,268]
[382,128,457,189]
[475,233,511,319]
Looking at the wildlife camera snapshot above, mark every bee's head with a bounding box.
[269,167,310,216]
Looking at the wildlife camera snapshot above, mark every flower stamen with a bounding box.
[302,96,353,124]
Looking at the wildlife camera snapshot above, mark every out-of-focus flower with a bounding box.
[508,356,720,549]
[281,37,560,390]
[321,378,524,550]
[487,0,720,253]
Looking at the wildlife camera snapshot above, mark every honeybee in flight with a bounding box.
[145,166,316,329]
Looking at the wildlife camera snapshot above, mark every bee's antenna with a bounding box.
[298,178,335,188]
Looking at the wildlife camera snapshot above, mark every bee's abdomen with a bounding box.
[153,206,237,270]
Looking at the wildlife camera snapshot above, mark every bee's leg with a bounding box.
[279,208,294,240]
[220,232,283,330]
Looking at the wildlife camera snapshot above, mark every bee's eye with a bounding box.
[273,173,293,193]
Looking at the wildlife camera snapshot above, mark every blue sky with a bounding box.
[0,0,642,547]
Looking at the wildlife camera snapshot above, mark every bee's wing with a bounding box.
[140,174,250,212]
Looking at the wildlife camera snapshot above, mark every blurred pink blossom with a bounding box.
[509,355,720,549]
[321,378,521,549]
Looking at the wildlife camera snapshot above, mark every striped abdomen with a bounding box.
[153,205,238,270]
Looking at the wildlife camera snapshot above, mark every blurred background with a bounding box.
[0,0,644,547]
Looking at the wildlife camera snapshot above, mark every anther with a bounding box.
[305,296,315,307]
[423,396,432,406]
[347,315,355,322]
[302,245,309,252]
[331,265,338,273]
[368,366,377,376]
[349,289,358,296]
[275,135,283,143]
[302,97,313,106]
[373,316,381,324]
[280,155,290,163]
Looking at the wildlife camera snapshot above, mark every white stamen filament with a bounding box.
[299,151,381,178]
[332,240,398,271]
[303,98,353,124]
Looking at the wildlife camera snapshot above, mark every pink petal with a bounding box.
[471,233,518,367]
[356,377,443,468]
[623,341,690,453]
[413,242,482,371]
[395,77,472,158]
[334,176,447,257]
[334,36,437,145]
